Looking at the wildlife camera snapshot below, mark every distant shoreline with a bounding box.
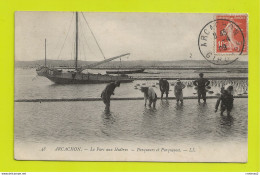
[15,59,248,70]
[91,67,248,71]
[15,66,248,71]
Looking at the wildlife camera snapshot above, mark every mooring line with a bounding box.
[15,96,248,102]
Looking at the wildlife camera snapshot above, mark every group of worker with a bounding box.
[101,73,234,116]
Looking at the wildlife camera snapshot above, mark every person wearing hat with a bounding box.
[159,78,170,99]
[215,86,234,116]
[140,86,157,108]
[174,79,186,103]
[193,73,210,103]
[101,81,121,111]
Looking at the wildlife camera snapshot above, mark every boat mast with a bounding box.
[44,38,46,67]
[75,12,79,71]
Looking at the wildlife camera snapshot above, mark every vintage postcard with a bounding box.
[14,12,248,162]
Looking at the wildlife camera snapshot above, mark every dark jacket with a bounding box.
[174,83,185,95]
[215,92,234,111]
[193,78,210,91]
[159,79,169,92]
[101,82,117,99]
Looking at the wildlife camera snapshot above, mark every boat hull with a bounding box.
[39,68,134,84]
[36,66,49,76]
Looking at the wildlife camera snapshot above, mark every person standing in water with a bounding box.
[174,79,186,103]
[141,87,157,108]
[193,73,210,103]
[215,86,234,116]
[101,81,121,111]
[159,78,169,99]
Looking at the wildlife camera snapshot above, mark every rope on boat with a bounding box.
[81,12,106,60]
[57,12,75,61]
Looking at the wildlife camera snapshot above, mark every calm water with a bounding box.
[15,68,248,100]
[14,68,248,146]
[15,99,248,145]
[87,68,248,79]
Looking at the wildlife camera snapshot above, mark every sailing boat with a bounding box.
[36,12,134,84]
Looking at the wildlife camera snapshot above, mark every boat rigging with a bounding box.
[36,12,134,84]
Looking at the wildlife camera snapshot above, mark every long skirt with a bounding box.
[175,92,183,100]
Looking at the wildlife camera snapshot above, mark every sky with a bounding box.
[15,12,248,62]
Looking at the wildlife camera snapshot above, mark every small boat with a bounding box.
[106,68,145,74]
[36,12,134,84]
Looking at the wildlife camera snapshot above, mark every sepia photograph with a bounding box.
[14,12,248,162]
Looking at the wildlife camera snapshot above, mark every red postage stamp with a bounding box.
[215,15,248,54]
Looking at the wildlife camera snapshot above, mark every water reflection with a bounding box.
[176,101,184,109]
[174,101,184,115]
[142,107,157,117]
[100,110,116,137]
[15,99,248,145]
[215,115,234,138]
[142,107,158,127]
[219,115,234,127]
[160,100,170,108]
[197,102,208,116]
[101,110,115,122]
[140,106,158,142]
[49,83,65,87]
[189,101,211,141]
[174,102,184,132]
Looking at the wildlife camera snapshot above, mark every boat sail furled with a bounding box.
[36,12,134,84]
